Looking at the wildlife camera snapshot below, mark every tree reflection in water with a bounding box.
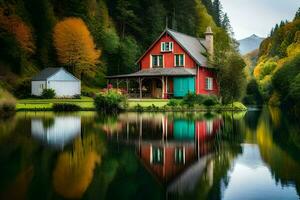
[53,133,104,199]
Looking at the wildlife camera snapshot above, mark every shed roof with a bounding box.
[32,67,79,81]
[107,67,196,79]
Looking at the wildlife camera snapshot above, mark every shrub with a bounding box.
[134,104,144,112]
[183,93,219,107]
[13,79,31,99]
[167,99,182,107]
[94,90,127,114]
[0,88,16,118]
[182,93,201,107]
[52,103,81,112]
[73,94,81,99]
[41,88,56,99]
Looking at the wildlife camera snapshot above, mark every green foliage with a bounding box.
[41,88,56,99]
[243,79,263,105]
[0,87,16,117]
[183,93,219,107]
[52,103,81,111]
[13,79,31,99]
[273,55,300,107]
[94,90,127,114]
[295,7,300,20]
[218,53,247,104]
[167,99,182,107]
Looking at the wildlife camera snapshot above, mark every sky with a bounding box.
[221,0,300,40]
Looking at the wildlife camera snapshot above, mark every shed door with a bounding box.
[173,77,195,97]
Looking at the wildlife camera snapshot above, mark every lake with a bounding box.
[0,108,299,200]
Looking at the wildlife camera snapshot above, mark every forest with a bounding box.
[247,8,300,114]
[0,0,244,104]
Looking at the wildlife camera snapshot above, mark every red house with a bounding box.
[107,27,219,98]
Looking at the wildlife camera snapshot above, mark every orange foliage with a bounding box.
[53,18,101,76]
[53,134,102,199]
[0,7,35,53]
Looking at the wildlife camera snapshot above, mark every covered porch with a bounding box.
[106,68,196,99]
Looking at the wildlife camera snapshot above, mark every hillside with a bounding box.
[253,8,300,112]
[0,0,235,98]
[238,34,264,55]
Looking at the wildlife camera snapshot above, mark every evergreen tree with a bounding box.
[201,0,213,15]
[221,13,231,33]
[295,7,300,20]
[212,0,222,26]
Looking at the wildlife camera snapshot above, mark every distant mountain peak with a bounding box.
[238,34,265,55]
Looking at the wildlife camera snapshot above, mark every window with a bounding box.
[205,77,213,90]
[152,55,163,68]
[161,42,173,52]
[174,147,185,164]
[152,147,164,165]
[175,54,184,67]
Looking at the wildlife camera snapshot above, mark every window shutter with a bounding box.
[170,42,173,51]
[161,42,165,52]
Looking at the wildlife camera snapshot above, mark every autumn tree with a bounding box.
[53,17,100,77]
[0,7,35,54]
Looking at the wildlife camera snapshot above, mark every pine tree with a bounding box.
[201,0,213,15]
[212,0,222,26]
[295,7,300,20]
[221,13,232,33]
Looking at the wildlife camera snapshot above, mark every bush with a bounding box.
[52,103,81,112]
[94,90,128,114]
[13,79,31,99]
[41,88,56,99]
[0,88,16,118]
[167,99,182,107]
[73,94,81,99]
[183,93,219,107]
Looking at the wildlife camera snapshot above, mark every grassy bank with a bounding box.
[17,97,94,111]
[16,98,247,112]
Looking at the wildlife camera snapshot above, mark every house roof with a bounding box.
[136,28,209,67]
[32,67,80,81]
[166,29,208,67]
[107,68,197,79]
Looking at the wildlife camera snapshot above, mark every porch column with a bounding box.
[161,76,165,99]
[126,78,129,93]
[166,76,168,99]
[139,77,142,99]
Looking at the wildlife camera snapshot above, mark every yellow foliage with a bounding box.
[0,7,35,53]
[53,134,101,199]
[53,17,101,77]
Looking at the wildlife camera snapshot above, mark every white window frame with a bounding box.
[151,54,164,68]
[161,42,173,52]
[205,77,213,90]
[174,54,185,67]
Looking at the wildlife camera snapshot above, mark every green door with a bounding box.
[173,120,195,140]
[173,77,195,97]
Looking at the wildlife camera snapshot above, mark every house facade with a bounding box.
[31,67,81,97]
[107,27,219,98]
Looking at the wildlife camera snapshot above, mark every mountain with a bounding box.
[238,34,264,55]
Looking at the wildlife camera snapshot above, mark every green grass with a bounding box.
[128,99,169,108]
[17,96,94,111]
[16,97,169,111]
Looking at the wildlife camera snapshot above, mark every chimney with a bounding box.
[205,26,214,59]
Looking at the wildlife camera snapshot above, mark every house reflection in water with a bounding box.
[31,116,81,149]
[103,113,222,189]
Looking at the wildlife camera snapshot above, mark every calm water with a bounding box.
[0,108,300,200]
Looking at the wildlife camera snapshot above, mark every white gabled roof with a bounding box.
[32,68,80,81]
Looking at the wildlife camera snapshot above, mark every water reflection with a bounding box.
[31,116,81,149]
[0,109,300,200]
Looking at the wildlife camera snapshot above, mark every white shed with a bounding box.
[31,68,81,97]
